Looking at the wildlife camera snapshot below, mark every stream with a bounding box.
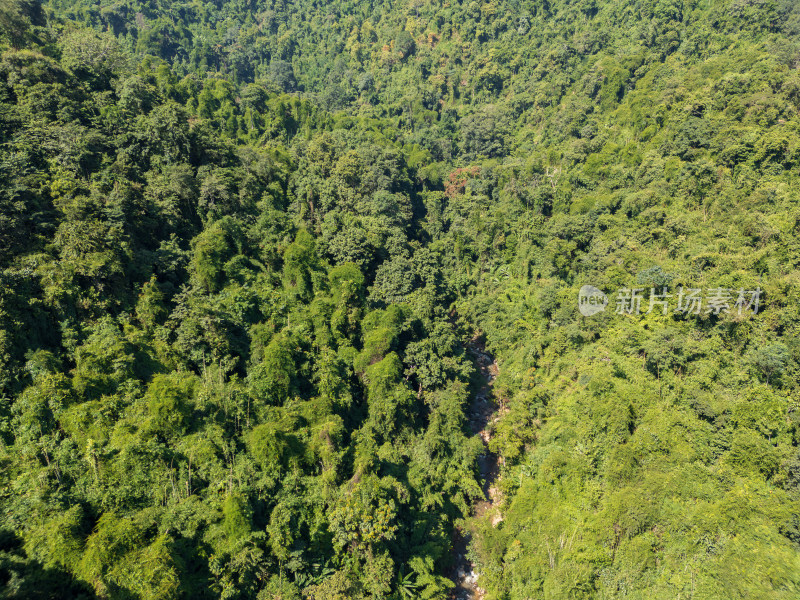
[449,337,502,600]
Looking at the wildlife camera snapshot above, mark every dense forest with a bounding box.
[1,0,800,598]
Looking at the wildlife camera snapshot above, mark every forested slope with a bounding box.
[1,0,800,598]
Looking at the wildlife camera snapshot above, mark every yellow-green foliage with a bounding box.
[2,0,800,598]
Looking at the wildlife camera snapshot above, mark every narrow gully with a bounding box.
[449,336,502,600]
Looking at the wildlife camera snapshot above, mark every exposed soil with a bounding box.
[449,335,503,600]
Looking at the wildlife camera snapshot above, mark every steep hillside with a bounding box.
[1,0,799,598]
